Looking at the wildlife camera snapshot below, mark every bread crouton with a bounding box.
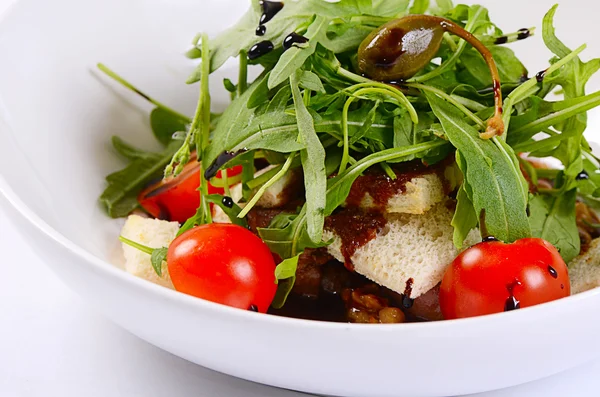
[324,201,480,298]
[121,215,179,288]
[569,238,600,294]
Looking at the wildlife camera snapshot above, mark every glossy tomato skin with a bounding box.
[439,238,570,320]
[138,163,242,224]
[167,224,277,313]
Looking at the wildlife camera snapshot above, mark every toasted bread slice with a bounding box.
[121,215,178,289]
[569,238,600,294]
[324,201,480,298]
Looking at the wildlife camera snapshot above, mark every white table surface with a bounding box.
[2,0,600,396]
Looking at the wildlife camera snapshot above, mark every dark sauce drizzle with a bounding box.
[402,278,415,309]
[259,1,284,25]
[504,280,522,312]
[249,305,259,312]
[248,41,275,60]
[204,150,247,180]
[283,32,309,50]
[256,25,267,36]
[548,265,558,279]
[494,36,508,45]
[517,28,531,40]
[222,196,234,208]
[536,69,548,83]
[576,170,590,181]
[482,236,499,243]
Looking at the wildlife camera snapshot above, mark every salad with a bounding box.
[99,0,600,323]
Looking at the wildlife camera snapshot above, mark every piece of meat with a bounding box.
[405,284,444,322]
[292,249,333,298]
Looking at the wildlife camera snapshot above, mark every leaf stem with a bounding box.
[97,63,190,123]
[405,82,485,128]
[238,50,248,97]
[119,236,154,255]
[238,153,296,218]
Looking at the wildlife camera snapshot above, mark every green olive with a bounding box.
[358,15,506,139]
[358,15,445,81]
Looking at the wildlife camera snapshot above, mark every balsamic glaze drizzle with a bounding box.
[248,40,275,60]
[249,305,259,312]
[548,265,558,279]
[576,170,590,181]
[259,1,284,25]
[256,25,267,36]
[504,296,521,312]
[494,36,508,45]
[536,69,548,83]
[283,32,309,50]
[517,28,531,40]
[222,196,234,208]
[204,150,247,180]
[482,236,499,243]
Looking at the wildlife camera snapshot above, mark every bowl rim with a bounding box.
[1,0,599,334]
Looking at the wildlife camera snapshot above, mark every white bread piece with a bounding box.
[121,215,179,289]
[569,239,600,294]
[213,166,299,223]
[351,173,446,215]
[324,201,481,298]
[348,164,460,215]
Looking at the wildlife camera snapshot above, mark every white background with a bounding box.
[2,0,600,396]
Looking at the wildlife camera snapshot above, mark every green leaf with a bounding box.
[100,140,182,218]
[205,74,268,168]
[452,182,478,248]
[409,0,430,14]
[111,136,156,161]
[150,108,189,146]
[458,46,527,89]
[321,22,373,54]
[529,191,580,263]
[119,236,168,277]
[372,0,410,17]
[393,111,414,148]
[268,16,330,89]
[150,248,168,277]
[435,0,454,13]
[291,70,327,244]
[204,194,248,228]
[271,254,301,309]
[298,70,326,93]
[425,92,531,242]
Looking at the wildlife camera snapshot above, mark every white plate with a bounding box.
[1,1,600,396]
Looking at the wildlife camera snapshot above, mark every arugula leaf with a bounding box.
[150,248,169,277]
[111,136,157,161]
[372,0,410,17]
[410,0,430,14]
[298,70,326,93]
[272,254,302,309]
[541,5,600,176]
[426,92,531,243]
[119,236,168,277]
[458,46,527,89]
[100,140,181,218]
[204,194,248,228]
[290,70,327,244]
[205,74,268,168]
[268,16,330,89]
[529,191,580,263]
[452,182,478,248]
[150,108,189,146]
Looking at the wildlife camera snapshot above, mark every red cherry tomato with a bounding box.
[138,156,242,224]
[439,238,570,320]
[167,223,277,312]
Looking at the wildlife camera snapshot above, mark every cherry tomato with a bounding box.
[167,223,277,312]
[138,156,242,224]
[439,238,570,320]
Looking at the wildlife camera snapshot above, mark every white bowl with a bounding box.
[2,0,600,396]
